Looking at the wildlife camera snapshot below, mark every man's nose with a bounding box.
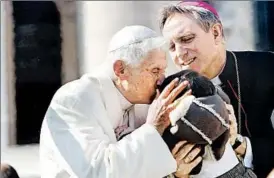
[157,74,165,85]
[176,45,188,65]
[176,57,185,66]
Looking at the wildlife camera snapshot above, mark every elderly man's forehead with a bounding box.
[141,50,167,67]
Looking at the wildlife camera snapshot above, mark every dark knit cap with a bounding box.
[158,70,230,145]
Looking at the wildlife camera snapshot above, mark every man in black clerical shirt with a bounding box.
[159,1,274,177]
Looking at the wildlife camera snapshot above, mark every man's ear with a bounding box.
[211,23,223,44]
[113,60,127,80]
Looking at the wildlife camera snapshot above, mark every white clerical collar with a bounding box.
[211,75,222,86]
[116,88,133,111]
[210,58,227,86]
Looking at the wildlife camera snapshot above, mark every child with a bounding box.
[159,70,256,178]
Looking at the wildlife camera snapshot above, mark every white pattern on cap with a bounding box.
[169,95,195,127]
[169,95,230,145]
[178,116,213,145]
[192,99,230,129]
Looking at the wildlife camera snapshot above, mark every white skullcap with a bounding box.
[108,25,167,52]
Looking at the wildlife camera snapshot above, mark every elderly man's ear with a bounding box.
[113,60,128,80]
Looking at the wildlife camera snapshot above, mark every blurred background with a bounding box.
[1,1,274,178]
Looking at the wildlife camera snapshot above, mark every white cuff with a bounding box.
[243,137,253,168]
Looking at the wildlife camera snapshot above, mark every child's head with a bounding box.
[159,69,217,99]
[159,69,230,158]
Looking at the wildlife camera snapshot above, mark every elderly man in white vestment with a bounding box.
[39,25,203,178]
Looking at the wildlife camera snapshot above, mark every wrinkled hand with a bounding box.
[226,104,238,145]
[146,78,191,135]
[172,141,202,178]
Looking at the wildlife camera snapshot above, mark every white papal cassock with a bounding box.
[39,67,177,178]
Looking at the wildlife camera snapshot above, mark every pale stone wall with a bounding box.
[214,1,256,51]
[76,1,179,76]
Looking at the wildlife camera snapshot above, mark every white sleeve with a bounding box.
[44,94,177,178]
[243,137,253,168]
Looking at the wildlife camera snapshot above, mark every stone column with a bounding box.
[1,1,16,149]
[1,1,8,150]
[55,0,79,84]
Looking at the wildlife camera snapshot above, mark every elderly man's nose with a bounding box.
[157,74,165,85]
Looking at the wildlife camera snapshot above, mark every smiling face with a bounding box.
[162,12,225,79]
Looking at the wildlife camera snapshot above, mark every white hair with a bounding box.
[106,25,168,67]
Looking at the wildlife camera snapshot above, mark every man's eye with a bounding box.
[152,69,160,74]
[180,37,194,43]
[169,44,175,51]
